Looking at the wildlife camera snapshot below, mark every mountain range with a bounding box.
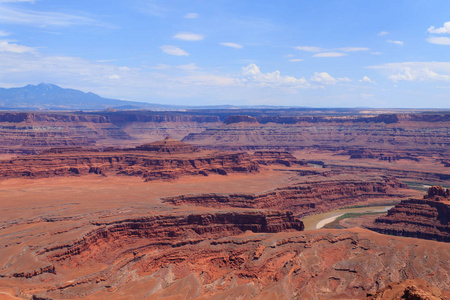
[0,83,176,110]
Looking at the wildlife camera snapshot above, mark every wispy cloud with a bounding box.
[184,13,198,19]
[295,46,323,52]
[378,31,389,36]
[313,52,347,58]
[338,47,369,52]
[368,62,450,82]
[0,30,9,36]
[160,45,189,56]
[427,22,450,34]
[0,0,35,2]
[220,42,243,49]
[427,36,450,45]
[0,40,34,53]
[0,5,113,28]
[173,32,205,41]
[386,40,404,45]
[289,58,304,62]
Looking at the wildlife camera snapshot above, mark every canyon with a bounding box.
[367,186,450,242]
[0,108,449,299]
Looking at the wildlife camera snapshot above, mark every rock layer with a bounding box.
[163,177,407,217]
[367,186,450,242]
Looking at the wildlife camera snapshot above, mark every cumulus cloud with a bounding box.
[173,32,204,41]
[241,64,309,88]
[220,42,243,49]
[160,45,189,56]
[295,46,323,52]
[427,22,450,34]
[313,52,347,58]
[427,36,450,45]
[387,40,404,45]
[0,40,34,53]
[378,31,389,36]
[338,47,369,52]
[311,72,337,84]
[310,72,350,84]
[109,75,120,80]
[368,62,450,82]
[359,76,375,83]
[184,13,198,19]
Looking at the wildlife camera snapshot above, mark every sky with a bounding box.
[0,0,450,108]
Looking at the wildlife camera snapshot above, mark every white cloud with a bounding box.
[360,93,375,99]
[368,62,450,82]
[109,75,120,80]
[339,47,369,52]
[387,40,404,45]
[0,5,111,28]
[184,13,198,19]
[241,64,309,88]
[0,40,34,53]
[289,58,304,62]
[311,72,337,84]
[427,22,450,34]
[359,76,375,83]
[310,72,351,84]
[173,32,204,41]
[160,45,189,56]
[0,0,34,2]
[378,31,389,36]
[371,51,383,55]
[181,75,235,86]
[295,46,323,52]
[313,52,347,57]
[0,30,9,37]
[220,42,243,49]
[177,63,200,71]
[427,36,450,45]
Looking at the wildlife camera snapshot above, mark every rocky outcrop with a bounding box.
[367,186,450,242]
[251,150,306,166]
[343,149,420,162]
[163,177,407,217]
[133,137,198,154]
[367,279,447,300]
[0,146,260,181]
[16,229,450,300]
[39,211,303,263]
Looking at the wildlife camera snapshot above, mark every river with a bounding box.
[301,205,393,230]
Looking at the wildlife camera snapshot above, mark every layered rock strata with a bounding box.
[163,177,407,217]
[0,139,309,181]
[367,186,450,242]
[5,228,448,299]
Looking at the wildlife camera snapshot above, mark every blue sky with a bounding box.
[0,0,450,108]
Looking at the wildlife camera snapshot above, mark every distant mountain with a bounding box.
[0,83,175,110]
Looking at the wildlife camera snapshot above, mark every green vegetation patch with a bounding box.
[323,211,385,229]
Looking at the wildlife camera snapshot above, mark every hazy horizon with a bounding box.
[1,1,450,108]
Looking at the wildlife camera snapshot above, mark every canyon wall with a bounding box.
[367,187,450,242]
[163,177,407,217]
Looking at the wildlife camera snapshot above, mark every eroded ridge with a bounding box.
[0,139,310,181]
[367,186,450,242]
[163,177,407,217]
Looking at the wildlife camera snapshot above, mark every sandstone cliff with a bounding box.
[163,177,407,217]
[367,186,450,242]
